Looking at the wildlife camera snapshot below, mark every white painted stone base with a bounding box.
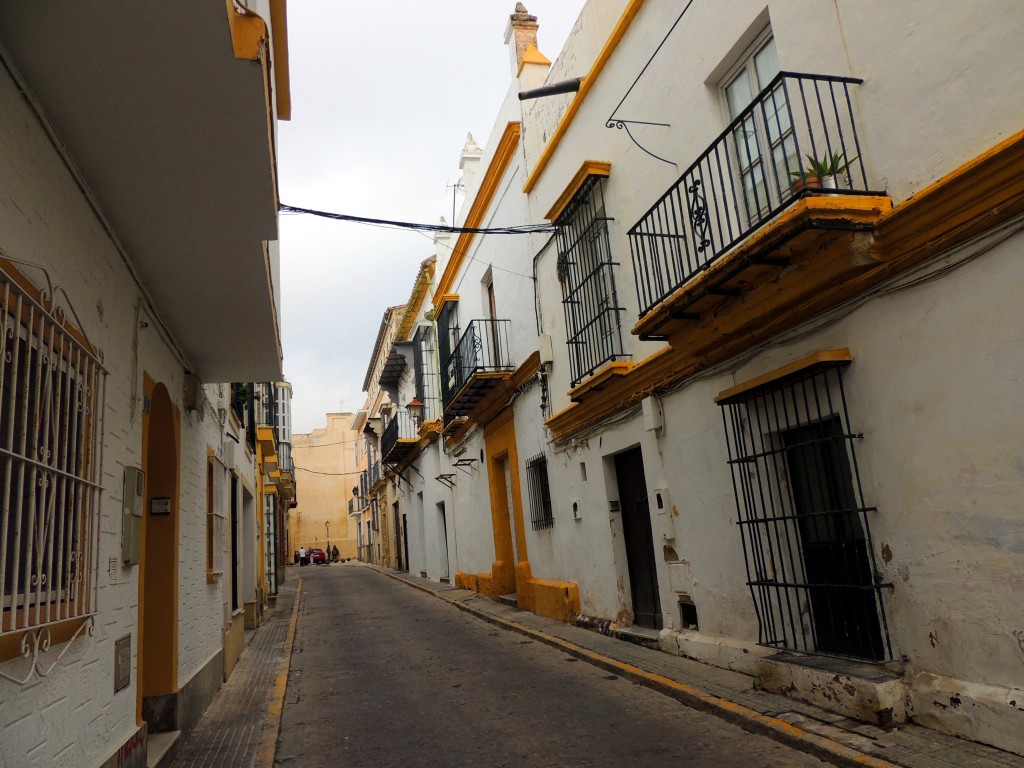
[908,671,1024,757]
[757,654,909,726]
[658,628,774,676]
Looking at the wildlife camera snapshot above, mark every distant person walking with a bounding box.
[298,545,307,566]
[332,545,339,563]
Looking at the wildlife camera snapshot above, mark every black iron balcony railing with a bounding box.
[440,319,513,413]
[630,72,876,318]
[381,408,420,460]
[370,460,381,486]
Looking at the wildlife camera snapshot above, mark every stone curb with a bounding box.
[371,565,903,768]
[256,576,303,768]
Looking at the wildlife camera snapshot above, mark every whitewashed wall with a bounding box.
[0,58,259,767]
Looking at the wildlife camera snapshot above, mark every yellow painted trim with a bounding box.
[398,259,436,339]
[225,0,267,60]
[138,376,182,722]
[434,293,459,313]
[523,0,648,194]
[483,410,528,600]
[269,0,291,120]
[567,360,633,403]
[544,160,612,222]
[715,349,853,404]
[434,122,522,307]
[255,577,301,768]
[517,43,551,75]
[873,128,1024,263]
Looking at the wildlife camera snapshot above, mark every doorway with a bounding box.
[139,381,180,729]
[614,447,662,630]
[437,502,450,580]
[402,513,410,574]
[393,501,403,571]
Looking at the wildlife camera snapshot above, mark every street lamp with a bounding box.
[325,520,331,560]
[406,397,424,425]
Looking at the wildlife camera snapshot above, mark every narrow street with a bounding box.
[276,565,827,768]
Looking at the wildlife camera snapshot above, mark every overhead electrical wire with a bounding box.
[280,203,556,236]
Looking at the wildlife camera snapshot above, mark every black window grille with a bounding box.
[437,301,459,369]
[556,176,626,386]
[718,359,893,661]
[525,454,554,531]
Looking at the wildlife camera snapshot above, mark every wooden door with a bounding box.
[614,448,662,629]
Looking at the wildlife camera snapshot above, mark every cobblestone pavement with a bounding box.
[167,578,297,768]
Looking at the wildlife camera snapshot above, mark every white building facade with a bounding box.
[370,0,1024,756]
[0,3,290,766]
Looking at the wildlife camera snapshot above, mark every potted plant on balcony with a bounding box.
[790,151,857,194]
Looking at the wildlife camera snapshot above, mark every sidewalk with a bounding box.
[166,577,300,768]
[376,565,1022,768]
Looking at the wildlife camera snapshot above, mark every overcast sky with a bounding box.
[278,2,584,434]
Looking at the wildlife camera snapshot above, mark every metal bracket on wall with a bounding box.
[435,473,456,489]
[452,457,477,475]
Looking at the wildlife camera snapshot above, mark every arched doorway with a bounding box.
[138,379,180,730]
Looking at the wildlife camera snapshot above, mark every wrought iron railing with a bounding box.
[629,72,875,317]
[440,319,513,412]
[0,263,106,678]
[370,460,381,486]
[381,409,419,460]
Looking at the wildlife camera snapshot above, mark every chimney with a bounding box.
[504,3,539,75]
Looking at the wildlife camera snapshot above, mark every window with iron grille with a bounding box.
[0,263,105,638]
[555,175,626,386]
[717,357,892,661]
[525,453,554,531]
[206,457,226,579]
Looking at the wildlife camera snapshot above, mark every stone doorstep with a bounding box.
[613,625,662,648]
[758,651,909,727]
[498,593,518,608]
[146,731,180,768]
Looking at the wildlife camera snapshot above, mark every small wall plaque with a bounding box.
[150,497,171,515]
[115,634,131,692]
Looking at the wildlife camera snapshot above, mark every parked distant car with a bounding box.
[309,548,327,565]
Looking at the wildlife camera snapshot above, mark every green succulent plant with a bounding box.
[791,151,858,180]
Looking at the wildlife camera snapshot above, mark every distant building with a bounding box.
[290,413,362,560]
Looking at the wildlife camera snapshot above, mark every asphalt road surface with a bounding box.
[276,565,828,768]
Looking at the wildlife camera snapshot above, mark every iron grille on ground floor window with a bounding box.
[525,453,554,531]
[0,262,105,638]
[556,175,626,386]
[717,356,893,661]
